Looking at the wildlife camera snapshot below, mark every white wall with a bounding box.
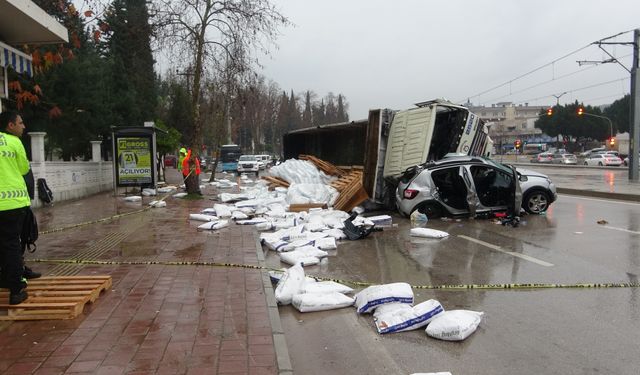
[30,162,113,208]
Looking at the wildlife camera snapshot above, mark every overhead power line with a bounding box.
[460,29,636,104]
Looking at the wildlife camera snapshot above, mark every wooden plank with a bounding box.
[288,203,327,212]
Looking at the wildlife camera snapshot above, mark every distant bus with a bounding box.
[219,144,242,172]
[523,143,548,154]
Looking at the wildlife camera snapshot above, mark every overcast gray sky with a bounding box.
[259,0,640,119]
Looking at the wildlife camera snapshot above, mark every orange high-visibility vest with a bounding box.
[182,149,201,176]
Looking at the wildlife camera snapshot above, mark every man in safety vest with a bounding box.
[0,111,30,304]
[182,148,201,194]
[178,147,187,171]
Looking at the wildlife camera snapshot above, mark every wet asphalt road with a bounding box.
[264,194,640,375]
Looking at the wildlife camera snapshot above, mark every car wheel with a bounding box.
[523,190,550,214]
[584,161,588,165]
[598,162,603,166]
[415,202,443,219]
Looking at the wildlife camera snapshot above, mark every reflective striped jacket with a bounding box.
[0,131,30,211]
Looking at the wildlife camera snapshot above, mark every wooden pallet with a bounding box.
[299,155,347,176]
[260,175,290,190]
[0,276,112,320]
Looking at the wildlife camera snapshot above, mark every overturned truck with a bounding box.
[282,99,494,210]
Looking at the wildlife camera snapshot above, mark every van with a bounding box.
[255,154,272,169]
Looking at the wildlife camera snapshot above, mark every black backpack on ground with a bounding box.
[37,178,53,204]
[21,208,38,253]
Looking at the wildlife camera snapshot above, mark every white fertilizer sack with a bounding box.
[354,282,414,314]
[314,237,337,250]
[410,228,450,239]
[410,373,452,375]
[189,214,219,222]
[197,220,229,231]
[123,196,142,202]
[372,302,413,320]
[425,310,484,341]
[322,228,347,240]
[262,238,294,252]
[213,204,232,217]
[375,299,444,334]
[231,211,249,220]
[303,281,353,294]
[292,292,354,312]
[279,252,321,267]
[157,186,177,193]
[274,264,306,305]
[201,208,217,214]
[148,200,167,208]
[142,188,157,196]
[236,218,268,225]
[173,192,188,198]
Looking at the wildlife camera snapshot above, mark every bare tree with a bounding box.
[152,0,289,193]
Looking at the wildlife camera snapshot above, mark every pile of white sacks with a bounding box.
[273,265,483,341]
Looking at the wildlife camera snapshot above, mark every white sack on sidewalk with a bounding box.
[157,186,177,193]
[148,200,167,208]
[375,299,444,334]
[410,228,449,239]
[425,310,484,341]
[292,292,354,312]
[262,238,294,252]
[274,263,305,305]
[173,192,188,198]
[372,302,413,319]
[189,214,219,222]
[231,211,249,220]
[279,246,328,266]
[197,220,229,231]
[142,188,157,196]
[354,282,414,314]
[314,237,337,250]
[322,228,347,240]
[123,196,142,202]
[303,281,353,294]
[213,204,232,217]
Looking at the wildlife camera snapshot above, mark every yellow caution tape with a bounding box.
[27,258,640,290]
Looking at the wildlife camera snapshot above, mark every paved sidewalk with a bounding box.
[0,170,291,375]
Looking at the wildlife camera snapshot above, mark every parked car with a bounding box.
[551,152,577,165]
[623,154,639,167]
[237,155,260,175]
[530,152,553,164]
[255,154,272,169]
[579,147,606,158]
[583,153,623,166]
[396,156,557,218]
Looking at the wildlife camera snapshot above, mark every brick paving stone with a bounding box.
[0,170,284,374]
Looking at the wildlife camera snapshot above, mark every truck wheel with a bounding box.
[523,190,550,214]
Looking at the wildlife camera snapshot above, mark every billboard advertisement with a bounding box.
[114,134,154,186]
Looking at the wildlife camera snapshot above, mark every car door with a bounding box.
[469,165,513,211]
[430,166,469,214]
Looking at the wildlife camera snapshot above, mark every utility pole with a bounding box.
[630,29,639,181]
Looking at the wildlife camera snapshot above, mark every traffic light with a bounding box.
[609,137,615,147]
[577,107,584,116]
[546,107,553,116]
[515,139,522,149]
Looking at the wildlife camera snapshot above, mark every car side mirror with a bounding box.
[519,175,528,182]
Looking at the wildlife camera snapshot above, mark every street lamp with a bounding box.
[577,108,614,146]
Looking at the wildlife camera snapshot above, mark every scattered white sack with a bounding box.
[410,228,450,239]
[173,192,188,198]
[410,373,452,375]
[236,218,268,225]
[201,208,217,214]
[425,310,484,341]
[274,263,306,305]
[255,222,274,231]
[199,184,206,190]
[142,188,157,196]
[213,204,232,217]
[289,238,315,249]
[148,200,167,208]
[315,237,337,250]
[197,220,229,231]
[293,245,328,258]
[366,215,393,227]
[189,214,219,222]
[262,238,294,252]
[219,193,251,203]
[354,282,414,314]
[373,302,413,319]
[322,228,347,240]
[157,186,177,193]
[231,211,249,220]
[280,250,323,266]
[275,187,288,193]
[287,183,338,206]
[292,292,354,312]
[123,196,142,202]
[303,281,353,294]
[269,269,317,284]
[273,217,297,230]
[375,299,444,334]
[239,207,255,215]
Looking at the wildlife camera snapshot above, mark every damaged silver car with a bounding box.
[396,156,557,218]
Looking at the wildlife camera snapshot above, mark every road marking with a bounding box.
[559,194,640,205]
[602,225,640,235]
[458,235,554,267]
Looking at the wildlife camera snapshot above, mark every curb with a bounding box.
[556,187,640,202]
[255,234,293,375]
